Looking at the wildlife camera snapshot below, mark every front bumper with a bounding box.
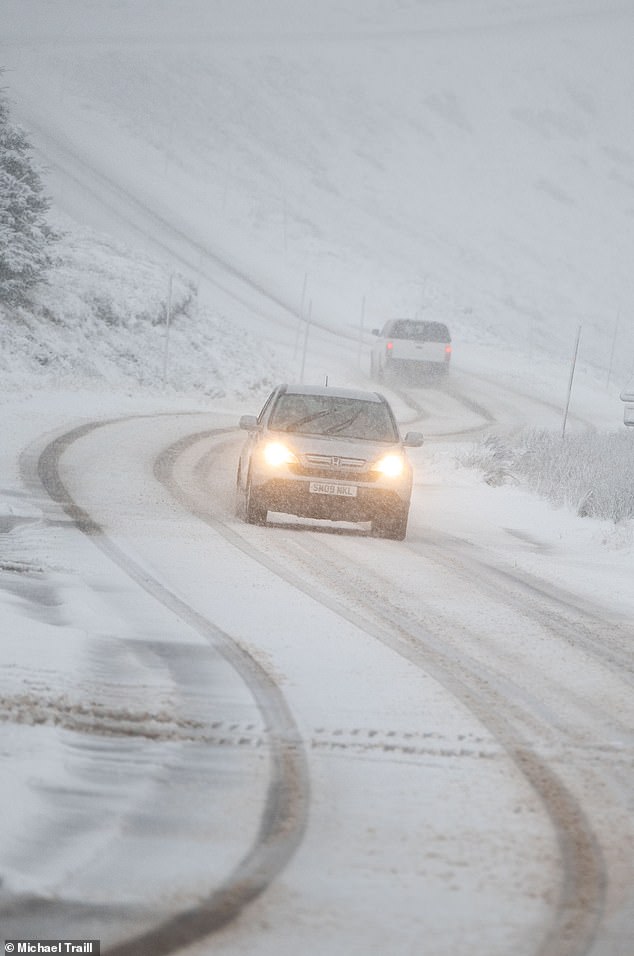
[251,464,411,521]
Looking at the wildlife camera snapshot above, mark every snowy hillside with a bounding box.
[0,214,286,397]
[3,0,634,391]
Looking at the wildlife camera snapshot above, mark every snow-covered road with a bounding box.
[1,387,631,955]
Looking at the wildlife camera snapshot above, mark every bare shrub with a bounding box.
[459,435,517,486]
[461,430,634,523]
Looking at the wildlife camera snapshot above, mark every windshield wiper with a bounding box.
[323,411,363,434]
[280,409,330,432]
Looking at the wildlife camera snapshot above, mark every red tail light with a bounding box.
[386,341,393,351]
[445,344,452,354]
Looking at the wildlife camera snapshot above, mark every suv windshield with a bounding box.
[269,394,399,442]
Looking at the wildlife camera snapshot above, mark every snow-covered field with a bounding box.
[1,2,633,954]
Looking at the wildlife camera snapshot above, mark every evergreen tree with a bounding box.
[0,80,56,306]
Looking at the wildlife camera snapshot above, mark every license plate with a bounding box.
[309,481,357,498]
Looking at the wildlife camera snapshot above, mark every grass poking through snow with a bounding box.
[460,430,634,523]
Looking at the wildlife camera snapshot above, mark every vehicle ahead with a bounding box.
[236,384,424,540]
[371,318,452,383]
[620,383,634,426]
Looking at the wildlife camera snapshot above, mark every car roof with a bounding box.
[388,318,450,330]
[281,383,384,403]
[387,317,448,323]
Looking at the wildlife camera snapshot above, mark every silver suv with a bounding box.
[236,384,424,539]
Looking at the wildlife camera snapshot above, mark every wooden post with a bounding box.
[562,325,581,438]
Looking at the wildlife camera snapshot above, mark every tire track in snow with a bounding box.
[159,427,610,956]
[21,417,311,956]
[406,527,634,687]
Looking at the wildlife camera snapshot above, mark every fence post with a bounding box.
[562,325,581,438]
[162,273,173,388]
[293,272,308,361]
[357,295,366,369]
[300,299,312,384]
[606,311,619,389]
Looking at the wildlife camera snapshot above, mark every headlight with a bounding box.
[261,441,299,467]
[372,453,405,478]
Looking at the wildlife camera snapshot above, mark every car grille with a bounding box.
[290,453,377,482]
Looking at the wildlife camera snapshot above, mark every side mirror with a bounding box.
[403,431,424,447]
[239,414,259,431]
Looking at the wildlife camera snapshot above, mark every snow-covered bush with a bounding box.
[0,218,287,398]
[0,78,57,305]
[517,430,634,522]
[461,430,634,523]
[459,434,518,487]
